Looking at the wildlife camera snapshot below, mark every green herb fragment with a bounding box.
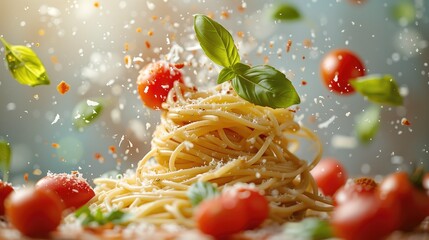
[75,206,129,227]
[392,0,415,25]
[282,218,333,240]
[0,37,50,87]
[0,140,11,182]
[72,99,104,129]
[218,67,236,84]
[350,74,403,106]
[355,104,380,143]
[187,181,219,207]
[271,3,301,22]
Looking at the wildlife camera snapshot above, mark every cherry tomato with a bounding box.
[423,173,429,192]
[0,180,14,215]
[195,194,248,238]
[137,61,184,109]
[35,173,95,210]
[225,188,269,229]
[379,171,429,231]
[310,158,348,196]
[320,49,365,94]
[331,193,399,240]
[333,177,377,206]
[5,188,64,238]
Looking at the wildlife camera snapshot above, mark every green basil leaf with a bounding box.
[355,105,380,143]
[218,67,236,84]
[73,99,104,129]
[187,181,219,206]
[232,62,251,74]
[282,218,333,240]
[0,37,50,87]
[392,0,415,25]
[75,205,129,226]
[350,74,403,106]
[272,3,301,22]
[194,14,240,68]
[0,140,11,182]
[231,64,300,108]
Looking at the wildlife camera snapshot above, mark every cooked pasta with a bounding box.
[92,82,332,227]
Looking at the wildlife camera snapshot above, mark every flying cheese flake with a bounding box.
[51,113,60,125]
[87,99,100,106]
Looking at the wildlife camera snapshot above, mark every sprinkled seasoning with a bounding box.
[286,39,292,52]
[401,118,411,126]
[57,81,70,95]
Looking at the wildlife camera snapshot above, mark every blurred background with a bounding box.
[0,0,428,185]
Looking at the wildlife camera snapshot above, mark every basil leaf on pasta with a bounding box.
[187,181,219,207]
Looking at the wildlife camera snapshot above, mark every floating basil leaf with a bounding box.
[0,140,11,182]
[282,218,333,240]
[392,0,415,25]
[272,3,301,22]
[187,181,219,207]
[232,64,301,108]
[218,67,236,84]
[75,206,129,226]
[355,105,380,143]
[73,99,104,129]
[0,37,50,87]
[194,14,240,68]
[350,74,403,106]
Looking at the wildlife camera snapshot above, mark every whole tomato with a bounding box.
[310,157,348,196]
[320,49,365,94]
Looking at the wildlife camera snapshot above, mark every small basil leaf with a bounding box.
[392,0,415,25]
[350,74,403,106]
[73,99,104,129]
[218,67,236,84]
[232,65,300,108]
[0,37,50,87]
[0,140,11,182]
[194,14,240,68]
[282,218,333,240]
[75,205,129,226]
[187,181,219,207]
[232,62,251,74]
[272,3,301,22]
[355,105,380,143]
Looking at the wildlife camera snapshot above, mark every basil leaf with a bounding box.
[75,206,129,226]
[73,99,104,129]
[218,67,236,84]
[355,105,380,143]
[272,3,301,22]
[194,14,240,68]
[0,140,11,182]
[187,181,219,206]
[232,62,251,74]
[392,0,415,25]
[0,37,50,87]
[282,218,333,240]
[350,75,403,106]
[231,64,300,108]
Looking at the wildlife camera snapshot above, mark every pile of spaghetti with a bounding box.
[92,82,331,227]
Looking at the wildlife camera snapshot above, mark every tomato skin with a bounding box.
[379,171,429,231]
[423,173,429,192]
[310,158,348,196]
[35,173,95,210]
[5,188,64,238]
[195,195,248,238]
[0,181,14,215]
[137,61,184,109]
[331,193,399,240]
[320,49,365,94]
[333,177,377,206]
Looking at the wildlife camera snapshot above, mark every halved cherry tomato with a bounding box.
[333,177,377,206]
[378,171,429,231]
[137,61,184,109]
[0,180,14,215]
[310,157,348,196]
[5,188,64,238]
[35,172,95,210]
[320,49,365,94]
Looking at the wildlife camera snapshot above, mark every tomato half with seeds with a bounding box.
[35,173,95,210]
[137,61,184,109]
[0,180,14,215]
[5,188,64,238]
[311,157,348,196]
[320,49,365,94]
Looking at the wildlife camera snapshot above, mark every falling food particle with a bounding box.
[23,173,29,183]
[124,55,132,68]
[401,118,411,126]
[51,114,60,125]
[108,145,116,154]
[145,41,151,49]
[174,63,185,69]
[50,55,59,64]
[220,11,230,19]
[286,39,292,53]
[33,94,39,100]
[303,39,312,48]
[301,80,307,86]
[151,16,158,21]
[263,56,269,64]
[33,169,42,176]
[237,31,244,38]
[52,143,60,148]
[38,28,45,36]
[94,152,105,163]
[57,81,70,95]
[124,42,129,51]
[94,2,100,8]
[148,29,154,36]
[136,27,142,33]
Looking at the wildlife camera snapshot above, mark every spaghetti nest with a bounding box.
[92,82,331,227]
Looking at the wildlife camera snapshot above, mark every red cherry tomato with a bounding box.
[35,173,95,210]
[0,180,14,215]
[320,49,365,94]
[310,157,348,196]
[331,193,399,240]
[333,177,377,206]
[137,61,184,109]
[195,194,248,238]
[423,173,429,192]
[5,188,64,238]
[379,171,429,231]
